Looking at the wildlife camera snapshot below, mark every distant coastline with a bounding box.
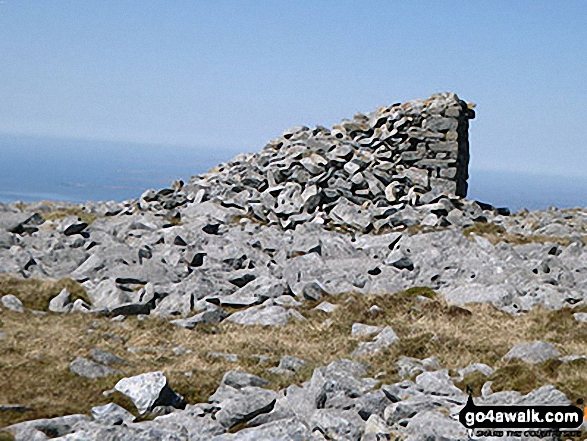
[1,134,585,211]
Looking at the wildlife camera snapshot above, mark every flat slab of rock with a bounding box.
[352,326,399,357]
[315,301,338,314]
[91,402,135,425]
[278,355,307,372]
[415,370,464,396]
[221,370,269,389]
[351,323,383,338]
[89,348,126,366]
[227,305,304,326]
[215,387,278,429]
[171,308,228,329]
[210,416,310,440]
[69,357,120,379]
[114,371,185,414]
[503,341,561,364]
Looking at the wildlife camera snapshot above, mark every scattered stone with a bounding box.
[574,312,587,323]
[314,301,337,314]
[114,371,186,414]
[48,289,72,313]
[63,222,88,236]
[1,294,24,313]
[503,341,561,364]
[210,353,239,363]
[69,357,120,379]
[278,355,307,372]
[91,403,136,425]
[3,93,587,439]
[171,308,228,329]
[351,323,383,338]
[221,371,270,389]
[89,348,126,366]
[227,305,304,327]
[390,256,414,271]
[352,326,399,357]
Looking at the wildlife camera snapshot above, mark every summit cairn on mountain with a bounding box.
[2,93,587,440]
[139,93,475,233]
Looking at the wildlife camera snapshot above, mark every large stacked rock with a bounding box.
[2,93,586,321]
[138,93,475,232]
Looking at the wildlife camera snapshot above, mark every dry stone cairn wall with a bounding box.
[157,93,476,233]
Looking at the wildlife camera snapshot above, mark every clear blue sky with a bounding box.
[1,1,586,177]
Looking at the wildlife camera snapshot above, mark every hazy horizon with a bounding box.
[1,2,586,170]
[1,133,585,212]
[1,1,585,209]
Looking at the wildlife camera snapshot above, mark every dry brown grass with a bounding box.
[0,276,90,311]
[14,202,97,226]
[462,222,585,246]
[41,208,97,226]
[1,286,586,429]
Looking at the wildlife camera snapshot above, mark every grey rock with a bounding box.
[91,403,136,425]
[210,353,239,363]
[221,370,270,389]
[211,416,310,440]
[356,390,391,420]
[314,301,337,313]
[108,302,151,316]
[455,363,494,381]
[86,279,131,309]
[396,356,442,379]
[70,298,92,313]
[352,326,399,357]
[114,371,186,414]
[4,414,91,441]
[574,312,587,323]
[69,357,120,379]
[503,341,561,364]
[267,367,295,377]
[171,308,228,328]
[516,385,570,406]
[48,288,72,313]
[301,281,327,301]
[1,294,24,312]
[415,370,464,396]
[215,387,277,428]
[404,410,467,440]
[227,305,304,326]
[362,414,392,438]
[351,323,383,338]
[310,408,364,440]
[278,355,307,372]
[89,348,126,366]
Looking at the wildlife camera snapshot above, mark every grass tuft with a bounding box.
[0,276,91,311]
[463,221,585,247]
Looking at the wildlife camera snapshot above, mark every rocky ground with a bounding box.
[1,94,586,440]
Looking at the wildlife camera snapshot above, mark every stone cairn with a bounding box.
[140,93,477,233]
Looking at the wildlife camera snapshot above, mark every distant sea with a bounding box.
[1,134,585,212]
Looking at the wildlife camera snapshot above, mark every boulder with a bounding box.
[503,341,561,364]
[1,294,24,312]
[114,371,186,415]
[69,357,120,379]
